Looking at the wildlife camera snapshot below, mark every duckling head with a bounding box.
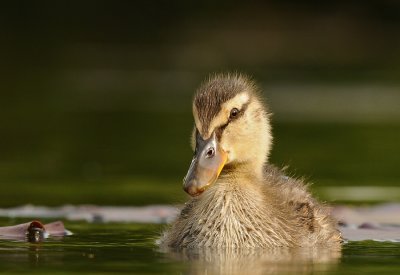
[183,73,272,196]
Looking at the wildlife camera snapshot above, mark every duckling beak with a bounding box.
[183,132,227,197]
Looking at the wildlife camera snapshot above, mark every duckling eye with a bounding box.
[230,108,239,119]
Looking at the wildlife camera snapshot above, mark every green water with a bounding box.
[0,220,399,274]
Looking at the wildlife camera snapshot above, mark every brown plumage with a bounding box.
[161,73,342,248]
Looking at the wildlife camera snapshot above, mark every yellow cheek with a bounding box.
[219,136,234,163]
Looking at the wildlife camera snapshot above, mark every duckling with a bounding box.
[161,73,342,248]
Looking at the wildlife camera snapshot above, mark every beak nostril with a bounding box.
[205,147,215,158]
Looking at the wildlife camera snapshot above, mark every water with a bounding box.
[0,221,168,274]
[0,220,399,274]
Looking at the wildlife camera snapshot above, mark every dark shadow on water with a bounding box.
[162,245,342,275]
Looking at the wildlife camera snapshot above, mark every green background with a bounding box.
[1,0,400,206]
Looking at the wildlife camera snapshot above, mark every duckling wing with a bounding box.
[264,164,342,244]
[264,164,315,207]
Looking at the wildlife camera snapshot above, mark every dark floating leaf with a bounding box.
[0,220,72,242]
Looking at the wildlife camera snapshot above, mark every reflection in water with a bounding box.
[0,243,65,269]
[165,246,341,275]
[28,244,43,267]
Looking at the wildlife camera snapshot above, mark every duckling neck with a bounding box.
[220,161,265,181]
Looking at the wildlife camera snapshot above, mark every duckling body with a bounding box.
[161,74,341,248]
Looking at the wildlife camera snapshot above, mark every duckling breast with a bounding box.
[162,182,300,248]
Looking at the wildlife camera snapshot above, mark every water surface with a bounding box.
[0,220,399,274]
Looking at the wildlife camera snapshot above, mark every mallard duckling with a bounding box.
[161,73,342,248]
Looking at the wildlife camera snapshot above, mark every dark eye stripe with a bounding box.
[215,123,228,140]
